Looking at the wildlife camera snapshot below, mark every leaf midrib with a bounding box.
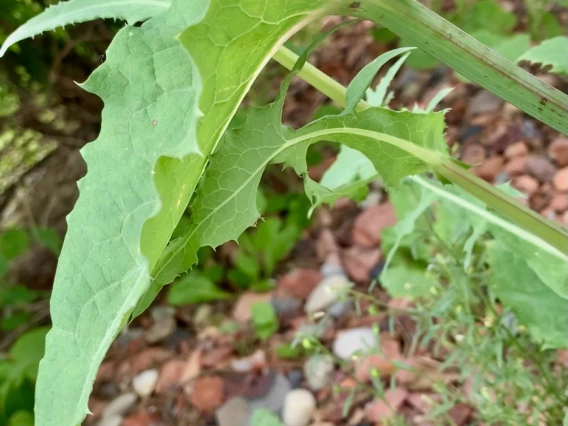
[151,125,441,280]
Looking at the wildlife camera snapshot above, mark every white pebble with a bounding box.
[304,275,352,314]
[132,369,159,397]
[282,389,316,426]
[101,393,137,419]
[333,327,377,360]
[98,415,122,426]
[304,354,334,391]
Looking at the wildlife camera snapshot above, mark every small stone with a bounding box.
[548,194,568,212]
[461,143,485,165]
[553,167,568,192]
[549,137,568,167]
[473,156,504,182]
[504,156,528,176]
[359,190,383,209]
[467,90,502,116]
[98,415,123,426]
[156,359,185,394]
[448,403,473,425]
[193,304,213,327]
[287,369,303,389]
[365,388,408,422]
[494,172,511,184]
[145,306,176,343]
[504,142,529,159]
[216,397,251,426]
[132,369,159,398]
[304,275,352,314]
[513,175,539,195]
[304,355,334,391]
[232,292,272,322]
[320,253,345,277]
[333,327,377,360]
[271,294,302,316]
[277,269,323,300]
[282,389,316,426]
[248,373,291,413]
[354,336,401,382]
[191,376,225,414]
[123,410,153,426]
[342,246,381,283]
[525,155,557,182]
[521,120,540,139]
[328,300,352,320]
[231,349,266,373]
[352,202,397,247]
[102,393,137,419]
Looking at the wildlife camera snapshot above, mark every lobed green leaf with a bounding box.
[34,1,209,423]
[0,0,171,57]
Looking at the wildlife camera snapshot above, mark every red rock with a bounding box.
[343,246,381,282]
[473,156,504,182]
[406,393,441,414]
[232,292,272,322]
[553,167,568,192]
[365,388,408,422]
[190,376,225,414]
[201,345,233,368]
[317,227,340,257]
[504,156,528,176]
[156,359,185,394]
[277,269,322,300]
[548,194,568,212]
[504,141,529,159]
[354,336,401,382]
[448,403,473,425]
[525,155,557,182]
[461,143,485,165]
[512,175,539,195]
[123,410,154,426]
[352,202,397,247]
[130,348,172,375]
[548,137,568,167]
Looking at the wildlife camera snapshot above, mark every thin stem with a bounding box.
[273,46,368,111]
[272,45,568,255]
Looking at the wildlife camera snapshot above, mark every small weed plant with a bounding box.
[1,0,567,424]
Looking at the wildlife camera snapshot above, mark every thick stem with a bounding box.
[272,45,568,254]
[352,0,568,135]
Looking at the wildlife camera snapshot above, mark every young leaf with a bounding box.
[251,301,279,340]
[34,1,209,424]
[518,36,568,75]
[365,52,411,107]
[166,272,232,305]
[154,75,450,289]
[0,0,171,57]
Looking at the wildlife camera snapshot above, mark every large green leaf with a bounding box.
[34,1,209,424]
[0,0,170,57]
[134,0,333,315]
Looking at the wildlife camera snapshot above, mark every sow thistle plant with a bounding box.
[1,0,567,424]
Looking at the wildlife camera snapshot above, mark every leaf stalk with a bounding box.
[272,45,568,254]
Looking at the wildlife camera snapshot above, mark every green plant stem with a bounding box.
[272,45,568,255]
[353,0,568,135]
[273,47,368,112]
